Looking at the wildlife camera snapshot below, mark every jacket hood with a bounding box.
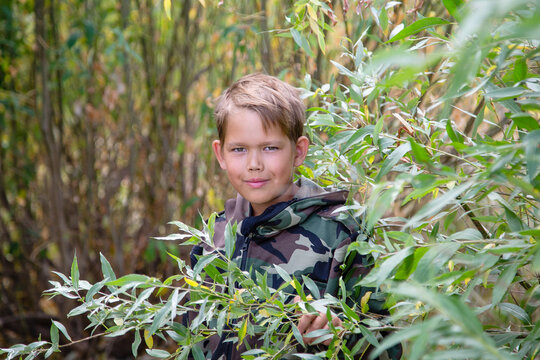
[223,177,357,238]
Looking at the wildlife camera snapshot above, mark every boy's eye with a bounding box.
[263,146,278,151]
[231,147,246,152]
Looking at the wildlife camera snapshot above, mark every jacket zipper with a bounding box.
[239,234,252,271]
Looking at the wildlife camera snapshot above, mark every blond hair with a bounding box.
[214,73,305,143]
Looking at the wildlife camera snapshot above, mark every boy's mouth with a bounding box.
[245,179,268,188]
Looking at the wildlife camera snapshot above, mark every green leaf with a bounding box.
[273,264,292,284]
[71,253,79,291]
[386,17,451,43]
[316,26,325,54]
[409,138,431,164]
[393,283,486,336]
[492,263,518,306]
[406,182,472,229]
[375,143,411,182]
[446,119,462,143]
[86,279,107,300]
[100,253,116,281]
[125,287,154,319]
[513,57,527,82]
[301,275,321,300]
[105,274,150,287]
[295,353,322,360]
[413,242,461,283]
[373,117,384,147]
[50,322,59,349]
[532,244,540,273]
[360,247,414,287]
[394,247,428,280]
[67,303,88,317]
[51,320,71,342]
[193,253,218,278]
[224,221,236,259]
[499,302,531,324]
[191,345,205,360]
[152,233,193,241]
[357,324,380,347]
[45,347,55,358]
[471,102,485,138]
[146,348,171,358]
[503,205,524,232]
[443,0,464,20]
[217,309,226,337]
[132,330,141,357]
[511,114,540,131]
[341,301,360,322]
[291,323,305,347]
[366,185,402,231]
[524,130,540,182]
[149,300,171,336]
[309,113,336,127]
[371,322,424,359]
[290,28,314,57]
[484,86,526,99]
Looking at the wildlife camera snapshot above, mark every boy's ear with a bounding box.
[294,136,309,167]
[212,140,227,170]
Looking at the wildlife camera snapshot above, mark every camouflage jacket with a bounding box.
[189,178,397,359]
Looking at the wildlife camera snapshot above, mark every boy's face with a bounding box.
[212,107,309,216]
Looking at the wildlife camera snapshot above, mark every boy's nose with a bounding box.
[247,151,262,171]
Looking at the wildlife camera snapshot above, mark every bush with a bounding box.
[2,0,539,359]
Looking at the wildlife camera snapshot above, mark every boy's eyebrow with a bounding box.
[225,140,287,147]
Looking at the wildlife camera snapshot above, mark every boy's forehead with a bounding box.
[226,107,287,135]
[222,122,293,147]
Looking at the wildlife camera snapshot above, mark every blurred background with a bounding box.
[1,0,538,358]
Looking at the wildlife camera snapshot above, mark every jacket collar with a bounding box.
[223,177,349,238]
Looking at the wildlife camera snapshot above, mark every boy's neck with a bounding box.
[250,182,300,217]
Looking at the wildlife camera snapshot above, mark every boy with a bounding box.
[190,74,392,359]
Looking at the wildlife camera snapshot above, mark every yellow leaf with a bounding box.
[163,0,171,19]
[237,318,248,348]
[185,277,210,290]
[197,0,206,7]
[433,188,439,199]
[144,329,153,349]
[448,260,454,272]
[483,270,491,288]
[259,309,270,318]
[289,280,297,290]
[464,277,471,286]
[184,278,199,287]
[306,4,318,22]
[113,318,123,326]
[415,301,423,310]
[486,65,497,76]
[361,291,372,313]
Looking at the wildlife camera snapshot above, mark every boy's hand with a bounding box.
[294,295,343,346]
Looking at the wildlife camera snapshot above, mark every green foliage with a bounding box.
[2,0,539,358]
[299,0,540,357]
[1,223,386,359]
